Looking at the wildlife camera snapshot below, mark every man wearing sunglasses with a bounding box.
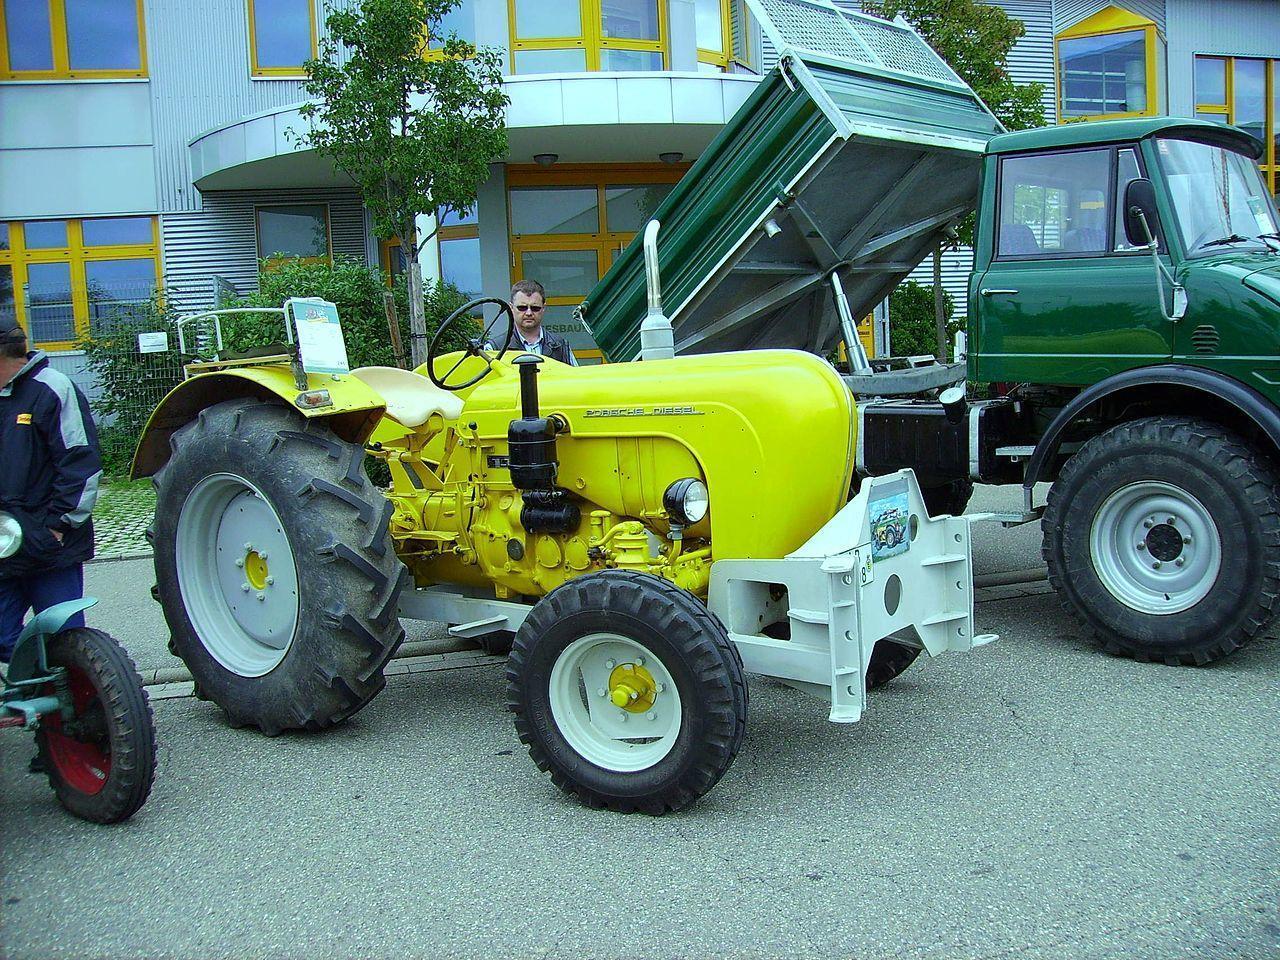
[502,280,577,366]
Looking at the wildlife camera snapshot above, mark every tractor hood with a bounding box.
[579,0,1003,361]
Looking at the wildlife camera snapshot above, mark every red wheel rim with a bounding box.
[43,665,111,796]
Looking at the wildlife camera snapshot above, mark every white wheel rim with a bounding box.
[547,633,682,773]
[1089,480,1222,615]
[176,474,300,677]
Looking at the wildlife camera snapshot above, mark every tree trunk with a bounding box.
[933,245,947,362]
[404,217,429,369]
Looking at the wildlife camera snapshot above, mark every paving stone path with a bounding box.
[93,479,156,561]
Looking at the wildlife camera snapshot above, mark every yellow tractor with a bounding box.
[134,297,993,813]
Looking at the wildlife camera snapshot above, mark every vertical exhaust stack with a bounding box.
[639,220,675,361]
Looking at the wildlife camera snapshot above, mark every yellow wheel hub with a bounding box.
[245,549,270,590]
[608,662,658,712]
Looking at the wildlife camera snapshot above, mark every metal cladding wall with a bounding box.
[1165,0,1280,117]
[160,188,369,312]
[1056,0,1166,32]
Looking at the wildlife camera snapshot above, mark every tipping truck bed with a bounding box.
[579,0,1003,362]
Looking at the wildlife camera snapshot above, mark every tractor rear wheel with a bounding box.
[37,628,156,823]
[150,399,409,735]
[507,570,746,814]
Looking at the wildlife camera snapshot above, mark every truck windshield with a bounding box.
[1155,138,1279,256]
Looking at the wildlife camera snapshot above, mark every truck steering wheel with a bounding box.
[427,296,516,391]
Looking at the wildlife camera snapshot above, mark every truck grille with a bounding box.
[1191,325,1220,355]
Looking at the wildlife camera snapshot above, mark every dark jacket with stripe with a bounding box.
[0,352,101,578]
[502,328,577,365]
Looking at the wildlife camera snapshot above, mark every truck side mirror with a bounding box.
[1123,178,1160,248]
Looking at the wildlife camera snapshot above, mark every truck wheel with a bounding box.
[150,399,409,735]
[922,480,973,518]
[36,628,156,824]
[1044,416,1280,665]
[865,639,921,689]
[506,570,746,814]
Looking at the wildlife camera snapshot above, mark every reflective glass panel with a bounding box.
[519,249,599,297]
[257,205,328,259]
[23,221,67,249]
[1157,138,1278,255]
[66,0,141,70]
[540,303,597,351]
[3,0,54,70]
[0,265,14,334]
[430,0,475,47]
[694,0,724,51]
[1275,61,1280,163]
[599,48,662,71]
[440,237,482,297]
[1114,148,1143,251]
[1060,29,1147,117]
[25,262,75,344]
[512,48,587,74]
[514,0,581,38]
[0,225,9,251]
[440,206,478,227]
[252,0,313,69]
[384,243,406,281]
[510,188,598,235]
[998,149,1112,256]
[1196,112,1229,124]
[605,183,674,233]
[81,217,153,246]
[1233,59,1267,145]
[85,259,157,330]
[1194,56,1227,106]
[600,0,658,41]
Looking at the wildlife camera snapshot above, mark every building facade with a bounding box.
[1,0,1277,377]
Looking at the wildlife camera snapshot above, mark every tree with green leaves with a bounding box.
[865,0,1044,359]
[298,0,508,366]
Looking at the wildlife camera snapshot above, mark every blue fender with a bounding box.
[7,597,98,684]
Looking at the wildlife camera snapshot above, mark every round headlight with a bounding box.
[664,478,709,525]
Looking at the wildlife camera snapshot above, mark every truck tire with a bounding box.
[36,628,156,823]
[150,399,410,735]
[1043,416,1280,665]
[507,570,747,814]
[922,480,973,518]
[865,639,921,689]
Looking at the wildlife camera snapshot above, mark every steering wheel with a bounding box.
[427,296,516,391]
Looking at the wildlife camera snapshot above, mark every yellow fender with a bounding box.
[131,367,388,479]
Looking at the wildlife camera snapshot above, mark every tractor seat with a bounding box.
[349,366,464,427]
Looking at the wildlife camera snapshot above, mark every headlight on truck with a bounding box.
[664,478,709,525]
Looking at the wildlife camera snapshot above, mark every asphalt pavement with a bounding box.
[2,487,1277,960]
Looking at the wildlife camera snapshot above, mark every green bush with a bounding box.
[888,280,959,359]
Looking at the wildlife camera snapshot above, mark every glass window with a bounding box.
[1060,29,1147,118]
[599,49,662,71]
[250,0,314,72]
[431,0,475,46]
[604,183,673,233]
[4,0,54,70]
[1114,148,1144,251]
[540,303,593,350]
[1233,59,1267,146]
[514,0,581,38]
[1194,57,1227,106]
[65,0,142,71]
[519,249,600,297]
[600,0,658,41]
[511,188,599,235]
[256,204,329,260]
[512,48,588,74]
[82,216,153,247]
[998,149,1112,257]
[694,0,724,52]
[440,237,481,297]
[0,265,15,333]
[24,221,67,249]
[25,262,75,345]
[1196,112,1229,125]
[440,206,478,228]
[85,258,157,328]
[1156,138,1278,255]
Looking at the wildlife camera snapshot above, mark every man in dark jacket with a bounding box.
[501,280,578,365]
[0,315,101,662]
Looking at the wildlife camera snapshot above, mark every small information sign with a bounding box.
[137,332,169,354]
[287,298,350,376]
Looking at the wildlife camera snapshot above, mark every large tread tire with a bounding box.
[37,628,156,823]
[507,570,747,815]
[865,639,921,689]
[150,399,410,735]
[1043,416,1280,665]
[921,479,974,519]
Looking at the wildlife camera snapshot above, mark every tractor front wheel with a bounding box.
[507,571,746,814]
[150,399,409,735]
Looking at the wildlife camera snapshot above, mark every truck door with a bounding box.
[974,146,1172,386]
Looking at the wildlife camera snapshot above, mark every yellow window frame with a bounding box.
[1195,56,1278,196]
[247,0,318,78]
[508,0,668,73]
[1055,5,1159,124]
[0,217,162,352]
[0,0,148,81]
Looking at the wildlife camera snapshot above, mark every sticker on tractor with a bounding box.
[869,490,911,562]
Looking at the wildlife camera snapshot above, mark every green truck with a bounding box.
[582,1,1280,667]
